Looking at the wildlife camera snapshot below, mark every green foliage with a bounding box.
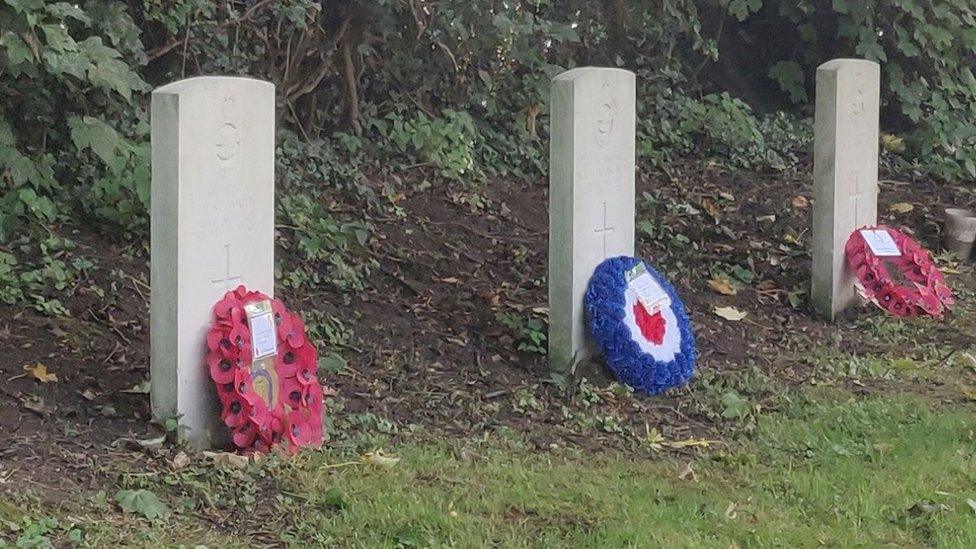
[0,0,148,239]
[114,489,167,520]
[748,0,976,179]
[639,93,812,171]
[378,110,477,181]
[496,310,548,355]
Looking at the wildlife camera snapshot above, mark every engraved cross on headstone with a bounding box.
[851,169,871,226]
[211,244,242,290]
[594,201,615,256]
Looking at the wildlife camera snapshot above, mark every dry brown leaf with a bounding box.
[708,278,737,296]
[678,461,697,482]
[792,195,809,208]
[889,202,914,214]
[24,363,58,383]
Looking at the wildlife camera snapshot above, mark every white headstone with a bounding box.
[549,67,636,371]
[151,77,276,448]
[811,59,880,320]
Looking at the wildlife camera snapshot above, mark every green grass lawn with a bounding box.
[4,386,975,548]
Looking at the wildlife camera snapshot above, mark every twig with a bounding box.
[146,0,274,61]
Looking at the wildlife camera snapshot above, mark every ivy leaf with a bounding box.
[0,31,34,66]
[115,489,168,520]
[769,61,807,103]
[87,56,145,100]
[41,24,77,53]
[68,116,120,165]
[721,391,751,419]
[43,50,92,80]
[45,2,91,25]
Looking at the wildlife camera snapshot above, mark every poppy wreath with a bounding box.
[584,256,696,395]
[845,226,954,319]
[206,285,330,453]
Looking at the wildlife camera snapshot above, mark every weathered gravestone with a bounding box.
[549,67,636,371]
[811,59,880,320]
[151,77,276,448]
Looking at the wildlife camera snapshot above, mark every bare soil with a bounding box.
[2,162,974,502]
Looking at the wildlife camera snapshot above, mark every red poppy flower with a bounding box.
[296,361,317,386]
[233,421,259,448]
[284,410,317,449]
[303,382,325,416]
[222,393,252,428]
[282,376,305,409]
[283,312,307,348]
[207,351,240,385]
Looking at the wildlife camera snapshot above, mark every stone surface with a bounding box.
[548,67,636,371]
[811,59,880,320]
[151,77,275,448]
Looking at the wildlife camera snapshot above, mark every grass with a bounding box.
[3,386,975,548]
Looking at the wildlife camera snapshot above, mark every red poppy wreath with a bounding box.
[845,226,954,319]
[206,285,332,453]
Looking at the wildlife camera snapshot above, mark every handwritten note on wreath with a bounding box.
[860,229,901,257]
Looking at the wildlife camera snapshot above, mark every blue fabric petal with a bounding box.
[584,256,697,395]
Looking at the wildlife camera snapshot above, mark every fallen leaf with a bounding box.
[79,389,97,401]
[724,502,738,519]
[666,437,718,449]
[756,214,776,223]
[24,363,57,383]
[136,435,166,450]
[170,451,190,471]
[889,202,914,214]
[708,278,738,296]
[882,133,906,153]
[120,381,150,394]
[678,461,697,482]
[792,196,809,208]
[203,451,250,469]
[22,397,55,416]
[361,449,400,468]
[966,499,976,515]
[714,306,748,321]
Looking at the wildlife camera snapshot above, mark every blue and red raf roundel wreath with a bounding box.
[206,285,332,453]
[585,256,696,395]
[845,226,953,319]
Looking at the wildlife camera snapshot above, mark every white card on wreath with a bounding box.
[245,300,278,359]
[860,229,901,257]
[626,263,671,313]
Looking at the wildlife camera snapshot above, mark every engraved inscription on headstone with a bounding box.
[594,82,617,148]
[549,67,636,371]
[594,202,615,256]
[211,244,243,290]
[215,95,241,169]
[811,59,880,319]
[151,77,276,449]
